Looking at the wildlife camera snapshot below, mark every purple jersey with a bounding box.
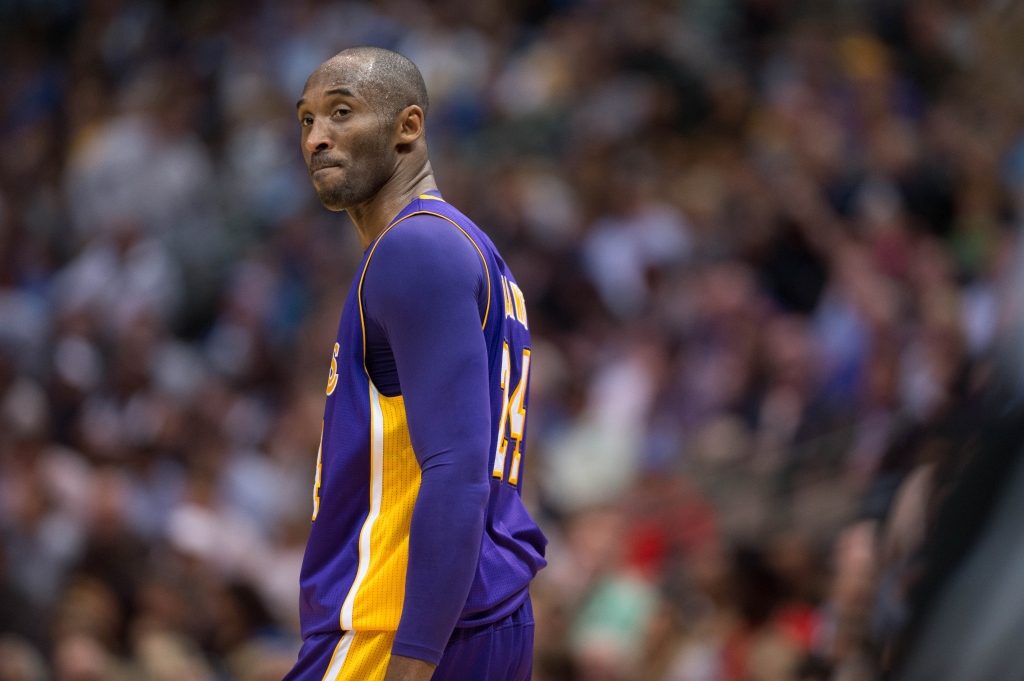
[298,192,546,661]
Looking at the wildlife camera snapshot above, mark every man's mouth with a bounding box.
[311,164,342,177]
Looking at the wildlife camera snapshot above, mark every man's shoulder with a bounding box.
[362,204,486,305]
[361,201,491,326]
[373,201,484,269]
[395,196,479,236]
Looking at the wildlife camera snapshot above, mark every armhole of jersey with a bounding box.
[357,210,492,379]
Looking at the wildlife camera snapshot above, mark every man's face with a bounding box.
[297,63,394,211]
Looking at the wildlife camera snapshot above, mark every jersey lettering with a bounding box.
[326,343,340,395]
[492,344,530,486]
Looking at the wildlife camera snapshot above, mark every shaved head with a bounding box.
[307,47,429,123]
[297,47,431,214]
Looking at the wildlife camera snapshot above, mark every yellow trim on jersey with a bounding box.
[417,193,445,201]
[339,386,421,633]
[340,382,385,630]
[323,630,394,681]
[351,390,420,630]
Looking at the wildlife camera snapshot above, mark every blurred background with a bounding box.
[2,0,1024,680]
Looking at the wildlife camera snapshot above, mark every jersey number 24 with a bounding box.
[492,343,530,486]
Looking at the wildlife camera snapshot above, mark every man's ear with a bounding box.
[394,105,425,145]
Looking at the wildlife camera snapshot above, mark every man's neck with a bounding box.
[347,159,437,250]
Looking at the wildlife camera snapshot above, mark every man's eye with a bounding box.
[301,116,313,126]
[333,109,350,117]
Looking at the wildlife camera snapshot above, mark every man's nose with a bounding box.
[305,118,333,153]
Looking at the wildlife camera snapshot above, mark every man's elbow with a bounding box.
[464,476,490,511]
[421,452,491,509]
[450,461,490,510]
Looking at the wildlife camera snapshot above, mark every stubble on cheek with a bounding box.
[312,126,394,211]
[313,169,353,211]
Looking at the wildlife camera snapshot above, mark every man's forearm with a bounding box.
[391,467,489,663]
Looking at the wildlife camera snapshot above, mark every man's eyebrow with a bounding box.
[296,87,357,110]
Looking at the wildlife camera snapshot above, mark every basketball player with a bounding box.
[283,47,546,681]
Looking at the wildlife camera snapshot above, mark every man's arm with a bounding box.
[382,656,437,681]
[362,216,492,677]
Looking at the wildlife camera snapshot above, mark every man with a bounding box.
[284,47,546,681]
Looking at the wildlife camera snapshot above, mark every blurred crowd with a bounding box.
[2,0,1024,680]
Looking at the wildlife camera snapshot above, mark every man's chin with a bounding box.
[318,197,350,212]
[314,185,354,212]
